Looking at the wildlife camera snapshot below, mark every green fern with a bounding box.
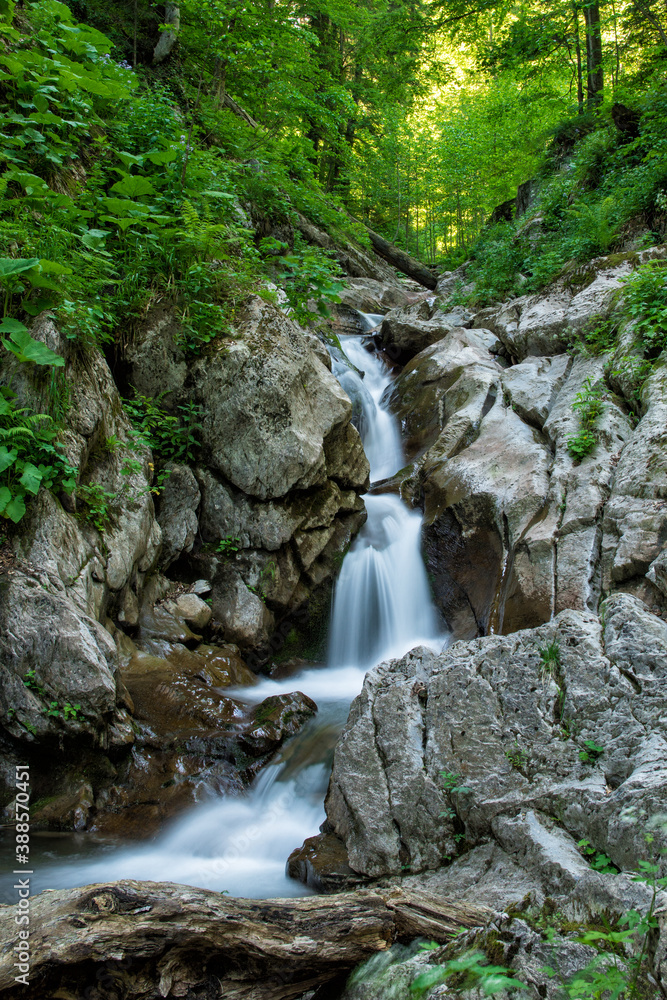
[568,197,619,254]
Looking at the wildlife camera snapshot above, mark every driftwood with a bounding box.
[0,880,491,999]
[349,218,438,290]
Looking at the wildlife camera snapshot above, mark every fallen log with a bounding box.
[0,881,491,999]
[348,217,438,291]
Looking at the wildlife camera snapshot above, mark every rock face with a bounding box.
[390,256,667,638]
[322,595,667,882]
[1,317,163,752]
[130,294,370,656]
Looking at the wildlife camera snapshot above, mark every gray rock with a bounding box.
[0,570,119,743]
[157,463,201,569]
[210,564,275,651]
[191,295,369,500]
[481,247,666,361]
[378,298,451,361]
[167,593,212,630]
[323,595,667,879]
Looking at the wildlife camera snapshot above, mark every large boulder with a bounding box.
[0,569,120,744]
[322,594,667,881]
[475,246,666,361]
[191,296,368,500]
[7,315,162,624]
[392,326,641,638]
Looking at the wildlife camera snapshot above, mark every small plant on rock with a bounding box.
[539,639,561,676]
[579,739,604,764]
[216,536,241,557]
[567,377,606,461]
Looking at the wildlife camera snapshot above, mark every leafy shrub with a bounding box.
[123,392,203,463]
[0,389,77,523]
[567,377,606,461]
[621,260,667,357]
[567,197,619,256]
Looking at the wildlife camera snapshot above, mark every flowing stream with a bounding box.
[23,315,446,900]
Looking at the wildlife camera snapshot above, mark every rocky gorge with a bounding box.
[2,210,667,999]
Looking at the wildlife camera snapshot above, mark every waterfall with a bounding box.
[20,312,446,902]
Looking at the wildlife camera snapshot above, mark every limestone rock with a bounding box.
[156,463,200,569]
[378,298,453,362]
[167,592,212,629]
[322,595,667,880]
[337,278,413,313]
[191,296,369,500]
[210,564,275,651]
[0,570,118,743]
[481,247,666,361]
[393,327,634,638]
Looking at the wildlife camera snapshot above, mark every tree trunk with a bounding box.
[0,881,490,999]
[350,216,437,289]
[583,0,604,107]
[573,4,585,114]
[153,3,180,64]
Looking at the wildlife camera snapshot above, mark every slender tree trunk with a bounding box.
[393,160,401,242]
[153,3,180,63]
[573,4,585,114]
[583,0,604,107]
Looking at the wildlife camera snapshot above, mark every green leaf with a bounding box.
[145,147,178,165]
[0,258,40,280]
[4,170,49,195]
[19,462,43,495]
[38,259,72,275]
[115,150,145,169]
[2,326,65,367]
[0,486,11,514]
[0,318,28,335]
[0,446,18,473]
[110,175,155,198]
[80,229,110,250]
[4,493,26,522]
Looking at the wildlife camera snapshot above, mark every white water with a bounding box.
[24,313,446,901]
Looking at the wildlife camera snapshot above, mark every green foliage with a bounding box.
[216,536,241,557]
[438,770,471,821]
[123,393,203,464]
[579,739,605,764]
[622,260,667,358]
[539,640,561,676]
[276,237,344,326]
[410,950,527,997]
[578,839,619,874]
[505,742,529,771]
[568,198,620,257]
[0,389,77,523]
[567,378,606,461]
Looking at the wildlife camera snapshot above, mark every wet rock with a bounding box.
[31,782,94,832]
[87,646,311,836]
[287,831,361,893]
[237,692,317,760]
[321,594,667,880]
[156,463,200,570]
[394,326,635,637]
[165,592,212,630]
[0,569,119,744]
[377,298,451,362]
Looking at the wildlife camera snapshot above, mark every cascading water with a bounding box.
[21,312,446,902]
